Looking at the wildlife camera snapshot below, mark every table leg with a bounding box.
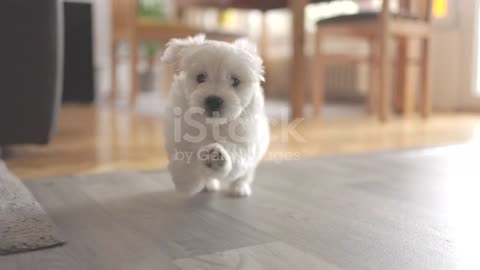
[130,36,139,106]
[289,0,308,119]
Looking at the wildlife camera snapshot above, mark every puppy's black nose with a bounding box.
[205,96,223,112]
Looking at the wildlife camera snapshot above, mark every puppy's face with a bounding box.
[162,35,264,123]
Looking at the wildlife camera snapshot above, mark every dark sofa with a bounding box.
[0,0,63,146]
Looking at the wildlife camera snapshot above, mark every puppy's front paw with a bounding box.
[199,143,232,177]
[205,147,226,170]
[229,183,252,197]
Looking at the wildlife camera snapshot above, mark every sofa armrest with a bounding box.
[0,0,63,146]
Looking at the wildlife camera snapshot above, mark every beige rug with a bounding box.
[0,161,64,255]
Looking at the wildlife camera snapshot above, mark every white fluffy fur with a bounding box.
[162,34,270,197]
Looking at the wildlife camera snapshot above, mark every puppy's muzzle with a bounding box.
[205,95,223,117]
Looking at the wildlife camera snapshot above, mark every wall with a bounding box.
[430,29,461,111]
[429,0,462,111]
[457,0,480,110]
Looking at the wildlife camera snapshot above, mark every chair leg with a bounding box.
[312,29,324,116]
[396,37,415,116]
[378,33,391,122]
[110,40,118,102]
[289,0,308,119]
[420,37,431,118]
[368,38,378,115]
[130,38,139,106]
[395,37,406,114]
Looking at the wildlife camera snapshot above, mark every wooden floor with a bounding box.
[2,144,480,269]
[4,104,480,179]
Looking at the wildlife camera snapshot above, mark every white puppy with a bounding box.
[161,34,269,197]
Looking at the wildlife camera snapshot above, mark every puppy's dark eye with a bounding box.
[196,73,207,83]
[231,76,240,87]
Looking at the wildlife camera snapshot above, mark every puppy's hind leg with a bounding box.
[168,158,206,195]
[229,169,255,198]
[202,178,221,192]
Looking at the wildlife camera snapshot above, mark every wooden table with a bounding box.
[177,0,328,119]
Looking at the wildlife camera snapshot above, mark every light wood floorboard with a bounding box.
[174,241,341,270]
[4,104,480,179]
[2,145,477,269]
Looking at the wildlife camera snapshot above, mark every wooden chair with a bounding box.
[312,0,433,121]
[111,0,241,105]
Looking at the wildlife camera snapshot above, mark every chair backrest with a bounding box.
[111,0,138,36]
[382,0,433,22]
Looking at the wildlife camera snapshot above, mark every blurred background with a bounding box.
[1,0,480,179]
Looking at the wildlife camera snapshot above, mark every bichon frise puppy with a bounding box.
[161,34,269,197]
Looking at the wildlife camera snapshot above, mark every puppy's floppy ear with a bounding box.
[233,38,265,82]
[233,38,258,55]
[161,34,206,64]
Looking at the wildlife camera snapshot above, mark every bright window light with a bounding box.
[307,0,359,22]
[476,1,480,96]
[433,0,448,18]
